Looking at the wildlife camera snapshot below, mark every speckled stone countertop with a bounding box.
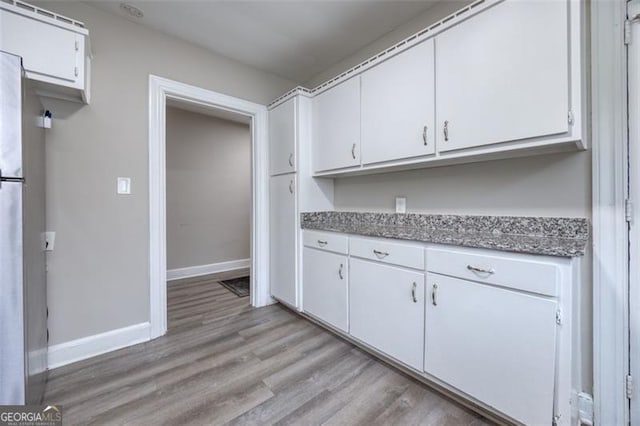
[301,212,589,257]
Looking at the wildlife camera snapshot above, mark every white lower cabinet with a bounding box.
[349,258,425,370]
[269,174,297,307]
[302,247,348,332]
[425,272,558,425]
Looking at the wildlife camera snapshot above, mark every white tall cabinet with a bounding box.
[268,93,334,308]
[269,174,297,306]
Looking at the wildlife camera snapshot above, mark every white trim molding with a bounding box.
[47,322,151,369]
[591,1,629,424]
[167,258,251,281]
[149,75,272,340]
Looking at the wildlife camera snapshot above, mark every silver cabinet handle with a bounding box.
[443,120,449,142]
[422,125,428,146]
[288,153,294,167]
[411,282,418,303]
[431,283,438,306]
[373,249,389,259]
[289,180,294,194]
[467,265,495,275]
[338,263,344,280]
[317,240,328,247]
[351,143,357,160]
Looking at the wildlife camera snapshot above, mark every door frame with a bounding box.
[148,75,273,339]
[591,0,630,424]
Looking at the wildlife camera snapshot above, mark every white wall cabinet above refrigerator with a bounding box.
[0,1,91,104]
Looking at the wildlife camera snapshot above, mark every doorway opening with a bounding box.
[164,100,252,328]
[148,75,272,339]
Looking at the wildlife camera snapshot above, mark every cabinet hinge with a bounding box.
[555,309,562,325]
[626,199,633,222]
[628,13,640,45]
[627,375,634,399]
[567,111,574,126]
[577,392,594,425]
[74,67,79,77]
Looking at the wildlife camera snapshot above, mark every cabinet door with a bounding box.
[269,98,296,176]
[361,39,435,164]
[350,258,425,370]
[0,10,80,83]
[312,77,360,172]
[436,1,569,152]
[302,248,348,332]
[425,273,557,425]
[269,174,297,307]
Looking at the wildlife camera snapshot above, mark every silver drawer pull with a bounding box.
[288,153,294,167]
[467,265,495,275]
[411,282,418,303]
[338,263,344,280]
[317,240,328,247]
[431,283,438,306]
[351,143,357,159]
[443,120,449,142]
[422,125,428,146]
[373,249,389,259]
[289,180,294,194]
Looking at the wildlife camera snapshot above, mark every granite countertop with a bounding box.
[301,212,589,258]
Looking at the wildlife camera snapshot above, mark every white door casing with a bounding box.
[628,0,640,423]
[149,75,272,339]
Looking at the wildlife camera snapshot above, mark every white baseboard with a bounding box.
[47,322,151,369]
[167,258,250,281]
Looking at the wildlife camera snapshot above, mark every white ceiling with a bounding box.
[87,1,439,83]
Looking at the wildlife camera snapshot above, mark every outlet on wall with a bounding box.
[395,197,407,214]
[43,231,56,252]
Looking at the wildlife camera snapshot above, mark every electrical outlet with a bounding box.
[395,197,407,214]
[44,232,55,252]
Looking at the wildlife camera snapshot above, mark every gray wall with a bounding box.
[305,1,474,88]
[35,2,295,345]
[314,4,594,392]
[166,108,250,270]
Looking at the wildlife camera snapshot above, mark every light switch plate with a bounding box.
[395,197,407,214]
[117,177,131,195]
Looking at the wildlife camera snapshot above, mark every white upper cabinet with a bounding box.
[0,2,91,103]
[312,77,361,172]
[361,39,435,164]
[269,97,296,176]
[435,0,569,152]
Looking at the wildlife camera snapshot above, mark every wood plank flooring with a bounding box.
[44,270,492,425]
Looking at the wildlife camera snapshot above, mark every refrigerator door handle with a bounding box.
[0,169,25,189]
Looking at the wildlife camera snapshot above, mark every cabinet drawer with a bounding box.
[303,230,348,254]
[350,236,424,270]
[426,247,558,297]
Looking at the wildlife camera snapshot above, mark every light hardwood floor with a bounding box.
[44,270,492,425]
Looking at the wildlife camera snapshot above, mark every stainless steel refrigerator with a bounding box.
[0,51,47,405]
